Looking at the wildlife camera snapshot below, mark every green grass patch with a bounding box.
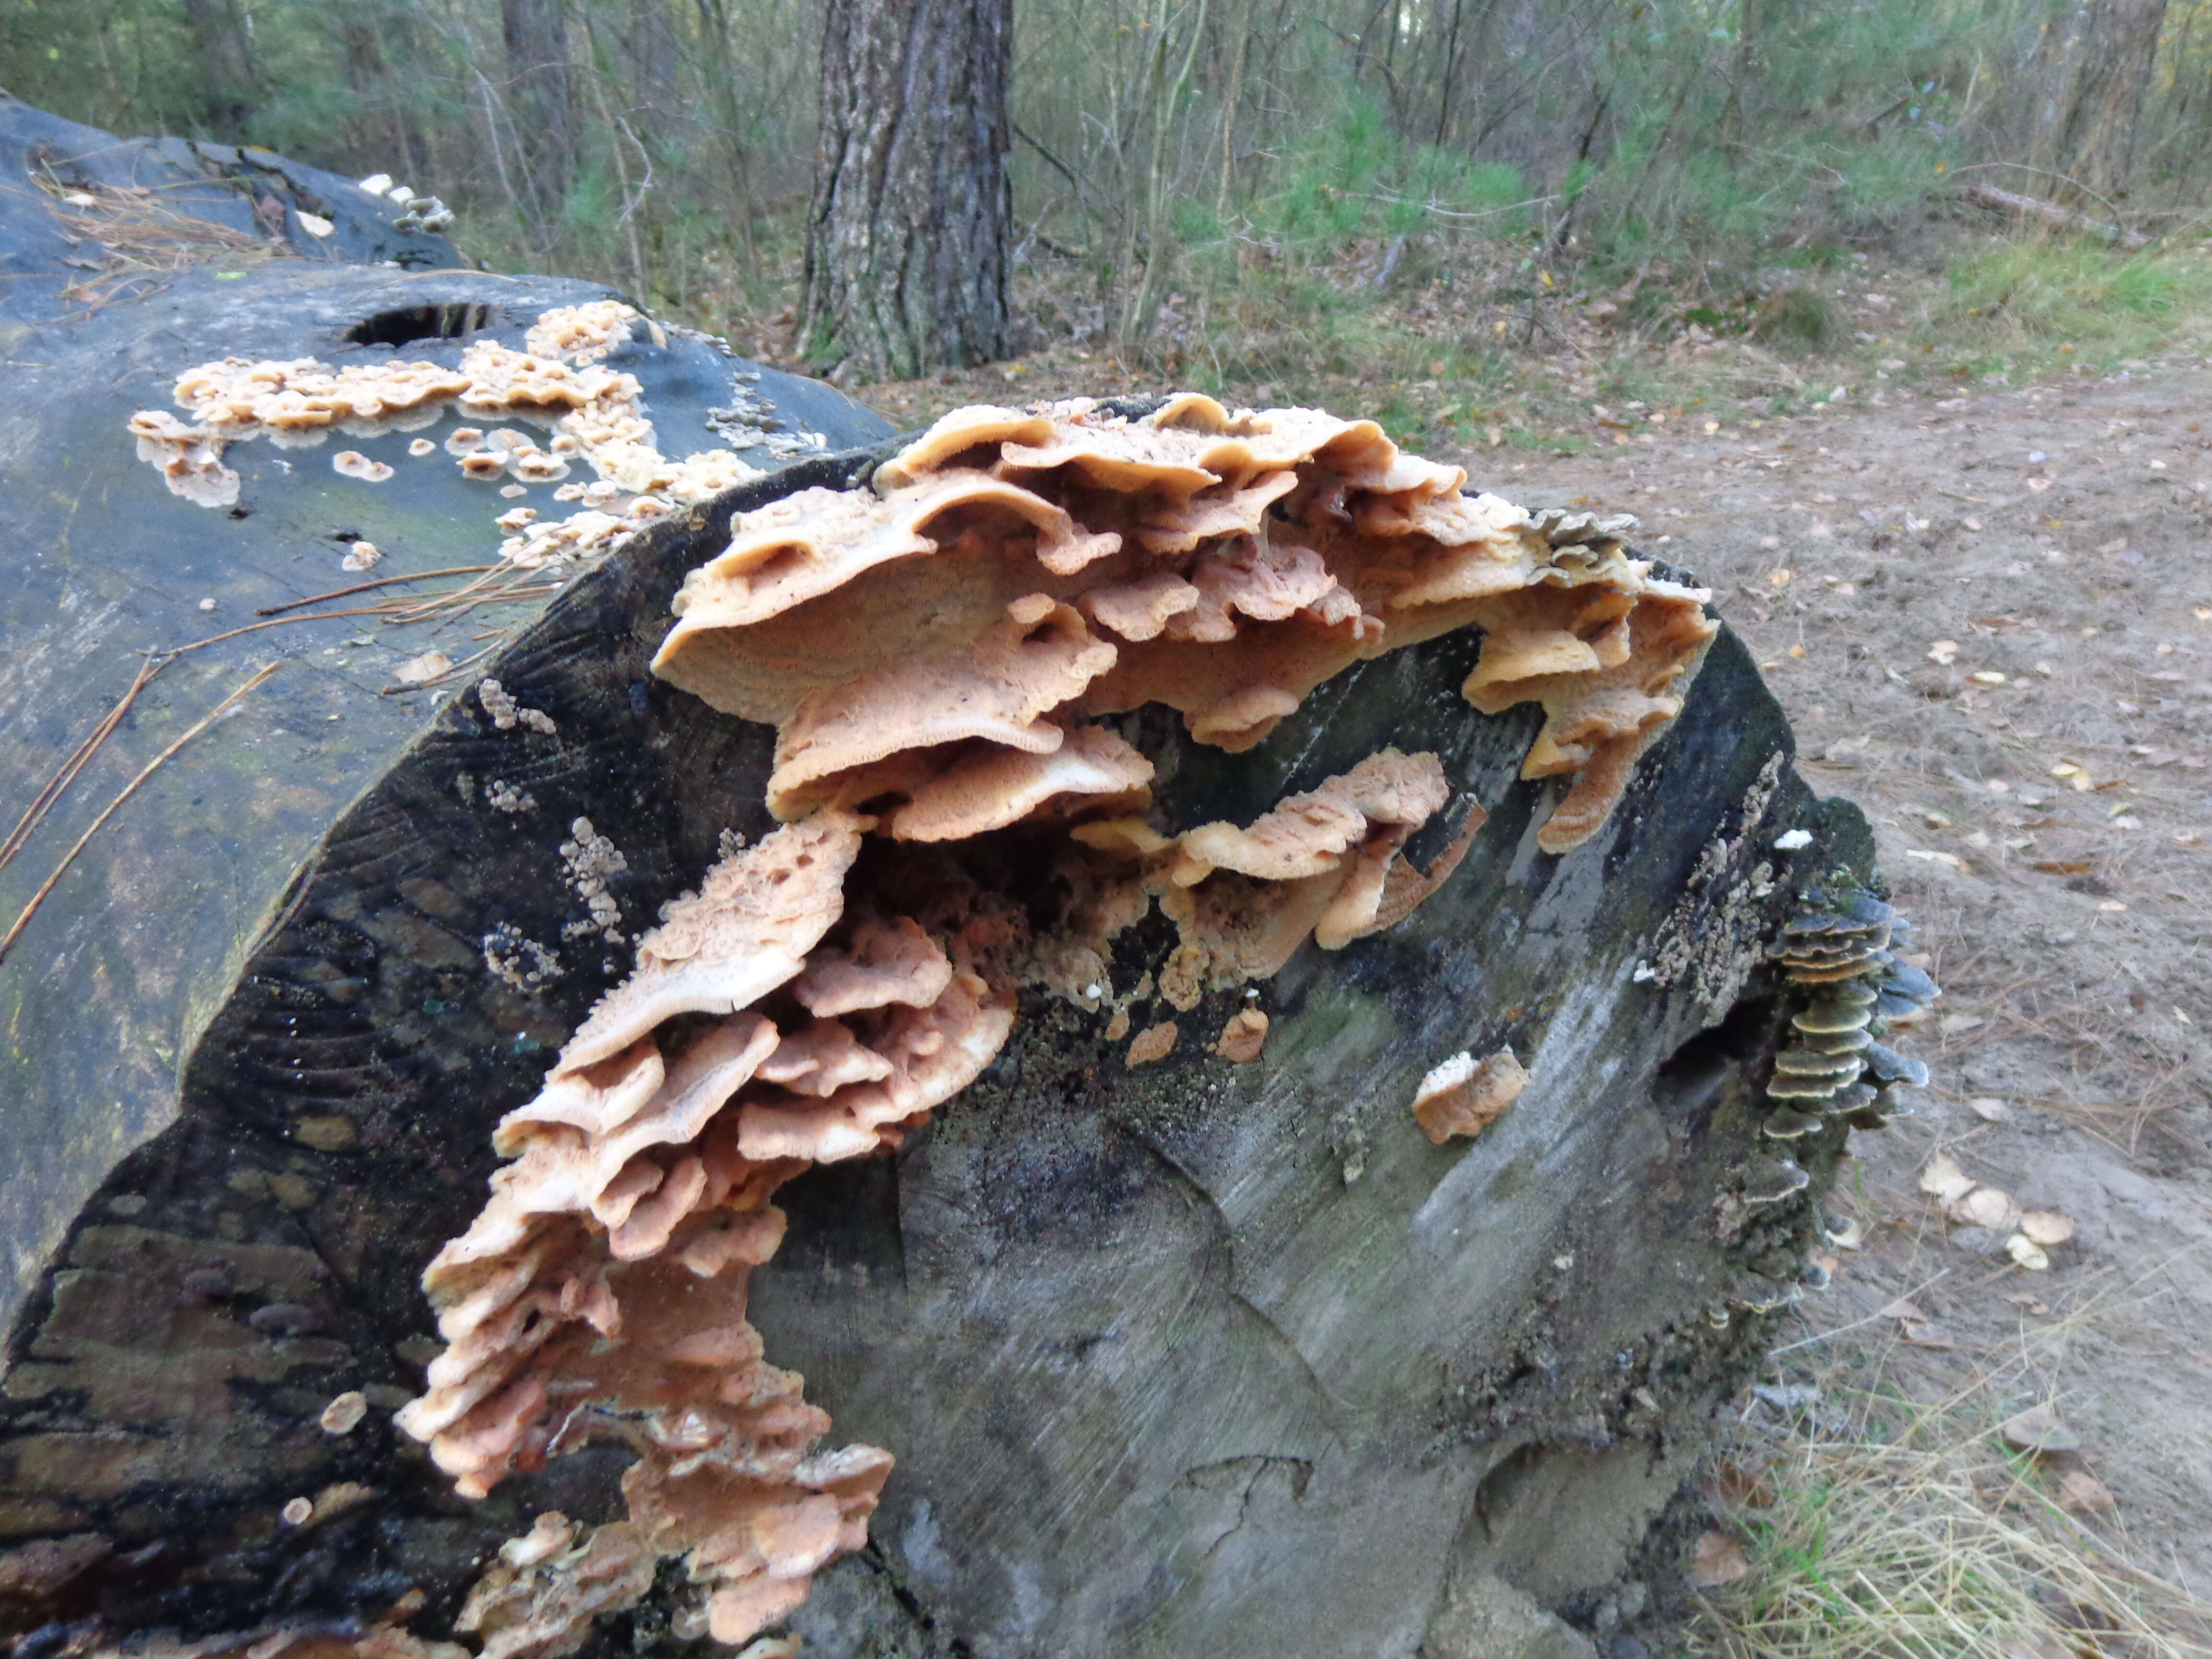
[1943,240,2212,364]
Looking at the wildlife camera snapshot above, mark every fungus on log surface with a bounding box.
[656,396,1716,857]
[124,302,796,573]
[380,397,1930,1650]
[1412,1048,1529,1144]
[0,99,1943,1659]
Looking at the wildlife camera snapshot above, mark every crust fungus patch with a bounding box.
[525,299,647,364]
[1126,1020,1178,1067]
[333,449,394,483]
[125,301,780,577]
[404,395,1728,1650]
[1215,1008,1269,1062]
[129,408,239,507]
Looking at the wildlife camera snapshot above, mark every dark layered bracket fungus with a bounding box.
[1767,891,1938,1137]
[1690,885,1937,1336]
[401,397,1743,1649]
[1691,885,1943,1328]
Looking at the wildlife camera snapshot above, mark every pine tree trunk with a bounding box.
[502,0,575,224]
[338,11,429,186]
[801,0,1013,380]
[2033,0,2170,200]
[626,0,681,146]
[179,0,257,141]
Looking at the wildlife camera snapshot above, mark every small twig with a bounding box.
[378,562,526,622]
[1528,304,1594,361]
[380,570,550,625]
[1949,161,2128,225]
[1768,1267,1953,1357]
[404,586,562,637]
[162,605,408,653]
[1,662,281,965]
[0,581,539,935]
[255,565,498,616]
[1958,180,2149,251]
[0,652,162,880]
[1344,189,1560,224]
[0,601,413,879]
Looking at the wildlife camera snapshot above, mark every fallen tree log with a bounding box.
[1959,179,2151,250]
[0,108,1935,1659]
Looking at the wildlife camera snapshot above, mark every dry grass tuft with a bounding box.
[18,169,284,313]
[1692,1364,2212,1658]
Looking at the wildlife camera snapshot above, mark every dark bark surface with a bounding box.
[0,393,1874,1654]
[762,622,1866,1659]
[338,9,432,187]
[801,0,1014,379]
[625,0,683,144]
[179,0,259,141]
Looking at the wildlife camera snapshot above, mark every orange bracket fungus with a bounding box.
[1412,1047,1530,1144]
[399,396,1730,1647]
[1215,1007,1269,1062]
[656,396,1714,855]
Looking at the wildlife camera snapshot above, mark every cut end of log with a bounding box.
[394,395,1724,1646]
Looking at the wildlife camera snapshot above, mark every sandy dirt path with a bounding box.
[1494,369,2212,1597]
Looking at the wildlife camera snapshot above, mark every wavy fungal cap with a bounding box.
[401,394,1720,1652]
[656,397,1714,855]
[1412,1047,1529,1144]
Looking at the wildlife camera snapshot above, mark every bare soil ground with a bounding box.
[855,357,2212,1611]
[1498,370,2212,1603]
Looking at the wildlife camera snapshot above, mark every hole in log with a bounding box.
[1653,996,1780,1128]
[1475,1442,1545,1540]
[344,302,493,349]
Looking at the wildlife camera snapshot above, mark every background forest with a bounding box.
[4,0,2211,434]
